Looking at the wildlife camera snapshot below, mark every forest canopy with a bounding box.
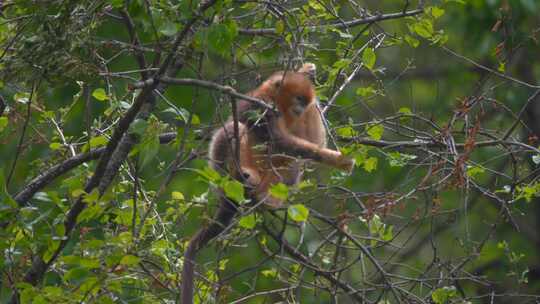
[1,0,540,303]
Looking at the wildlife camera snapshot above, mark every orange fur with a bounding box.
[209,63,354,207]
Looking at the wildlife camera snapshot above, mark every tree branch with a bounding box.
[131,76,273,110]
[13,133,176,207]
[119,9,149,79]
[238,9,423,35]
[9,1,218,300]
[263,224,367,302]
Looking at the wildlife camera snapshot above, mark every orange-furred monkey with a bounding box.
[181,63,354,303]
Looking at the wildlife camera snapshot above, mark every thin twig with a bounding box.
[238,9,423,35]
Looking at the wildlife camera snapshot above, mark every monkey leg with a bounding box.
[209,121,262,186]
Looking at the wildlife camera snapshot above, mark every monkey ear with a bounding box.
[297,62,316,81]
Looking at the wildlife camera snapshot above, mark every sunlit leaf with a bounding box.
[49,142,62,150]
[0,116,8,132]
[239,214,256,229]
[269,183,289,201]
[362,48,376,69]
[288,204,309,222]
[89,136,108,148]
[92,88,109,101]
[120,255,140,266]
[336,126,357,138]
[366,123,383,140]
[223,180,245,203]
[432,286,457,304]
[171,191,185,200]
[363,157,378,173]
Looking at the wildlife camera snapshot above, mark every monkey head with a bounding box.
[260,72,316,125]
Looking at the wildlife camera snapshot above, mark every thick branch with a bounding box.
[13,133,176,206]
[0,94,6,115]
[9,2,218,300]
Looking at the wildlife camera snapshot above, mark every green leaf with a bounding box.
[159,21,178,37]
[82,189,100,204]
[49,142,62,150]
[275,20,285,34]
[0,171,18,211]
[366,123,383,140]
[356,86,376,97]
[380,225,393,242]
[412,19,434,38]
[333,58,352,69]
[269,183,289,201]
[432,286,457,304]
[14,92,30,104]
[79,258,100,269]
[467,165,485,178]
[77,203,103,223]
[429,6,445,18]
[398,107,412,115]
[515,182,540,203]
[498,62,506,73]
[109,0,124,8]
[207,20,238,57]
[162,107,190,123]
[191,114,200,125]
[137,131,160,169]
[363,157,378,173]
[404,35,420,48]
[362,48,376,70]
[336,126,357,138]
[387,152,417,167]
[195,166,222,183]
[92,88,109,101]
[71,189,86,198]
[171,191,185,200]
[0,116,7,132]
[398,107,413,122]
[130,119,148,136]
[239,214,256,229]
[89,135,108,148]
[261,268,278,278]
[288,204,309,222]
[223,180,245,203]
[120,255,140,266]
[64,267,90,282]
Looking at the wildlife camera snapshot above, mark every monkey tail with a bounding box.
[180,197,238,304]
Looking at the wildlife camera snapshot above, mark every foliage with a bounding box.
[1,0,540,303]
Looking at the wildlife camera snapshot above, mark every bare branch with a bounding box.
[238,9,423,35]
[131,76,273,110]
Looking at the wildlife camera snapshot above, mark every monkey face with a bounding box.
[290,95,311,116]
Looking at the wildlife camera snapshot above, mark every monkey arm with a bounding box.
[272,119,354,172]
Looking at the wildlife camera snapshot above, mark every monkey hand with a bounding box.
[336,153,355,174]
[321,149,355,173]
